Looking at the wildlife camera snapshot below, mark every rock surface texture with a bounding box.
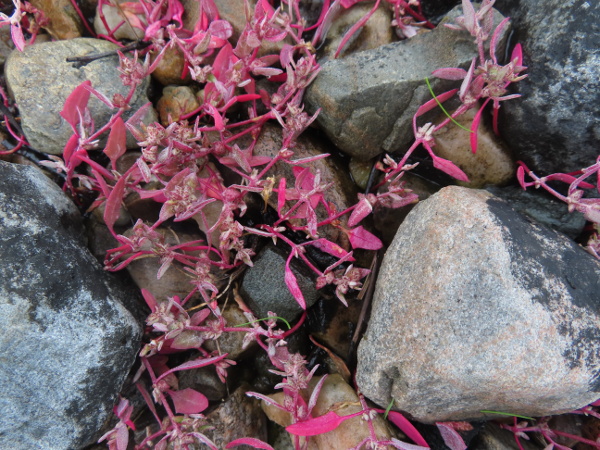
[357,186,600,423]
[497,0,600,174]
[304,5,508,161]
[0,161,142,449]
[5,38,156,154]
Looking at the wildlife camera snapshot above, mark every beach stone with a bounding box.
[496,0,600,174]
[357,186,600,423]
[0,161,142,449]
[5,38,157,155]
[304,5,509,161]
[30,0,83,40]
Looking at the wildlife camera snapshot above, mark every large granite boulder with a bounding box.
[0,161,142,449]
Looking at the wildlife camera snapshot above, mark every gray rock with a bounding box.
[356,186,600,423]
[5,38,157,155]
[486,185,587,239]
[497,0,600,174]
[304,5,509,161]
[240,244,319,322]
[0,161,142,449]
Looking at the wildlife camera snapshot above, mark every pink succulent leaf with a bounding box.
[226,438,275,449]
[141,289,158,313]
[288,153,330,165]
[516,165,527,189]
[277,177,286,215]
[83,83,114,108]
[155,354,229,383]
[104,175,127,234]
[286,411,361,436]
[390,439,431,450]
[208,19,233,40]
[191,308,211,326]
[431,155,469,182]
[335,0,380,58]
[490,17,511,63]
[285,253,306,309]
[169,388,209,414]
[61,80,92,130]
[246,391,288,411]
[348,196,374,227]
[459,58,477,100]
[511,43,523,66]
[310,239,353,260]
[469,103,487,154]
[307,374,328,414]
[104,117,127,170]
[387,411,429,447]
[575,200,600,223]
[460,0,477,34]
[347,226,383,250]
[62,133,80,167]
[436,423,467,450]
[415,89,459,118]
[10,22,25,52]
[431,68,467,80]
[125,102,153,136]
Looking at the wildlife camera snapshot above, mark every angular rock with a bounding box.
[5,38,157,154]
[304,5,508,161]
[357,186,600,423]
[0,161,142,449]
[240,244,319,322]
[486,185,587,239]
[497,0,600,174]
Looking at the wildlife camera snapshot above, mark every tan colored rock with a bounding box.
[320,1,394,60]
[93,0,145,40]
[30,0,83,40]
[432,105,516,188]
[157,85,200,125]
[261,374,395,449]
[151,45,190,86]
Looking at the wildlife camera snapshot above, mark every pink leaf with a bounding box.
[348,197,373,227]
[459,58,477,100]
[516,165,527,189]
[511,43,523,66]
[415,89,459,118]
[156,354,228,383]
[436,423,467,450]
[169,388,209,414]
[310,239,353,260]
[431,68,467,80]
[61,81,92,130]
[63,133,80,167]
[104,117,127,170]
[387,411,429,447]
[334,0,380,58]
[431,156,469,182]
[10,22,25,52]
[226,438,274,449]
[104,175,127,235]
[141,289,158,312]
[277,177,286,215]
[286,411,360,436]
[490,17,511,63]
[347,226,383,250]
[390,439,431,450]
[285,253,306,309]
[469,102,488,154]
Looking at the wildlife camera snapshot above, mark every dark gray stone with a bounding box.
[240,244,319,322]
[0,161,142,449]
[356,186,600,423]
[486,185,587,239]
[497,0,600,174]
[5,38,157,155]
[304,5,508,161]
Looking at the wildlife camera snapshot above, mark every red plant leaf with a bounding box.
[431,156,469,182]
[61,80,92,130]
[469,103,486,154]
[516,165,527,189]
[277,177,286,215]
[285,253,306,309]
[436,423,467,450]
[310,239,353,260]
[431,68,467,81]
[141,289,158,313]
[511,43,523,66]
[387,411,429,447]
[226,438,274,449]
[347,226,383,250]
[104,175,127,235]
[415,89,459,118]
[62,133,80,168]
[156,354,228,383]
[104,117,127,170]
[169,388,209,414]
[348,197,373,227]
[286,411,360,436]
